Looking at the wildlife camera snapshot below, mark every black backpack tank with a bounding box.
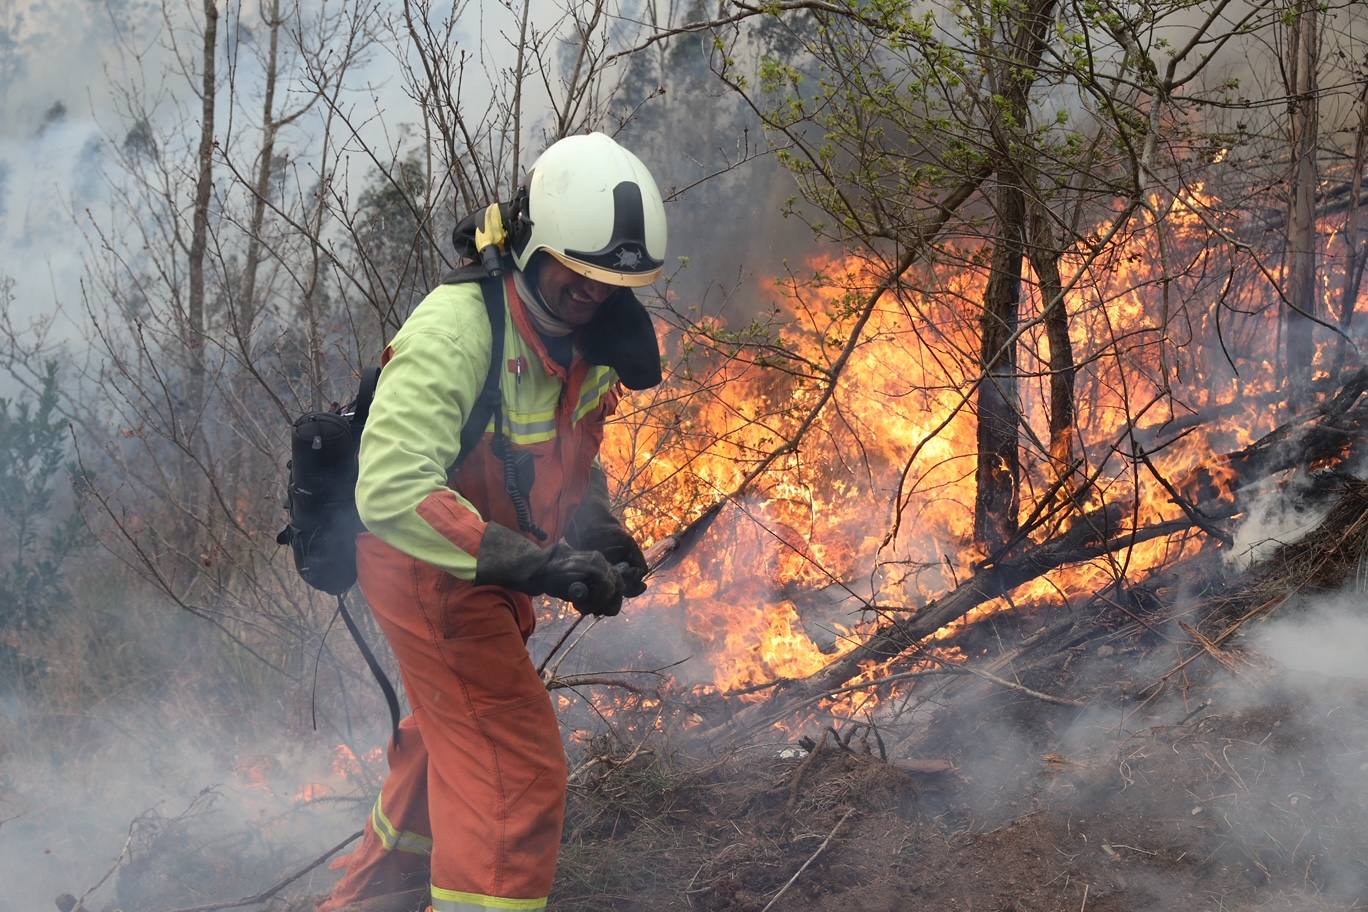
[277,375,377,594]
[277,268,503,594]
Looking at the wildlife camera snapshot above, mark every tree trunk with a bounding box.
[971,0,1058,550]
[237,0,282,357]
[1331,81,1368,377]
[187,0,218,422]
[174,0,218,575]
[1027,197,1075,471]
[974,179,1026,551]
[1284,0,1319,400]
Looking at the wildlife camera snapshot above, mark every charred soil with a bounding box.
[549,691,1368,912]
[255,482,1368,912]
[546,480,1368,912]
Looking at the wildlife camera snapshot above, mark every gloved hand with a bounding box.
[566,466,648,597]
[475,522,625,616]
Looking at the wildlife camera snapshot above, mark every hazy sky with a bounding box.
[0,0,469,359]
[1,1,136,343]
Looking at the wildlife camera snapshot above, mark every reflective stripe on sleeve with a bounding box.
[430,886,547,911]
[370,794,433,855]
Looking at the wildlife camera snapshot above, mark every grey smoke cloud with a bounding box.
[1225,476,1335,570]
[0,701,369,910]
[0,0,151,364]
[1250,590,1368,682]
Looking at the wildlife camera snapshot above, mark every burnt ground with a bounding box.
[253,479,1368,912]
[544,679,1368,912]
[540,480,1368,912]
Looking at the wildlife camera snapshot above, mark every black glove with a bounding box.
[475,523,625,616]
[566,466,648,597]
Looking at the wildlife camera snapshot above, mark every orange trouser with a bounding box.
[319,533,567,912]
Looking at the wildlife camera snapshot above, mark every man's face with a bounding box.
[534,256,615,327]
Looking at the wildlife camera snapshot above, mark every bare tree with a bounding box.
[1283,0,1321,397]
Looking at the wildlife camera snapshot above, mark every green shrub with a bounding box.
[0,362,88,687]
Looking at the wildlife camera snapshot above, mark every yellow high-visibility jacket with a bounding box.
[355,274,619,579]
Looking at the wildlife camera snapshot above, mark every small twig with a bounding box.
[785,730,829,814]
[832,724,852,751]
[152,830,362,912]
[924,654,1086,707]
[759,808,855,912]
[1178,622,1243,677]
[871,723,887,761]
[67,812,140,911]
[944,664,1087,708]
[568,738,654,784]
[1178,699,1212,726]
[547,675,650,694]
[537,614,588,677]
[1108,843,1159,856]
[545,616,602,681]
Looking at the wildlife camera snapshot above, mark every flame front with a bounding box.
[599,184,1343,715]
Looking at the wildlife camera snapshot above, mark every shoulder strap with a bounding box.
[451,274,506,471]
[350,366,382,425]
[350,274,504,468]
[441,263,495,285]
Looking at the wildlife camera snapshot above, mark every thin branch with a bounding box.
[152,830,363,912]
[758,808,856,912]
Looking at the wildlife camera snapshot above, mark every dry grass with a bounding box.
[1200,477,1368,638]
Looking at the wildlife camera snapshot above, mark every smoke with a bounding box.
[0,3,135,379]
[1250,591,1368,681]
[0,694,369,911]
[909,462,1368,904]
[1224,476,1334,570]
[903,580,1368,902]
[0,564,391,910]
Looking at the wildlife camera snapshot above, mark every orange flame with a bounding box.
[599,183,1328,717]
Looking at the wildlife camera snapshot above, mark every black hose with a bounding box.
[336,592,403,749]
[492,432,548,541]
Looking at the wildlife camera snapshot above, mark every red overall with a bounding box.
[319,277,617,912]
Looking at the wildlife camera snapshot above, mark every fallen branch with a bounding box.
[1137,448,1234,548]
[758,808,855,912]
[1219,366,1368,484]
[785,729,830,815]
[150,830,362,912]
[933,660,1087,708]
[698,372,1368,744]
[697,503,1129,742]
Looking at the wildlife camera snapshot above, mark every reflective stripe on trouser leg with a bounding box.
[430,887,547,911]
[315,715,433,912]
[371,792,433,855]
[356,533,569,906]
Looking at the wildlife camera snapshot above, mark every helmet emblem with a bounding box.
[613,247,643,269]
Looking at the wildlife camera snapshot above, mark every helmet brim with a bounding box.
[546,249,662,288]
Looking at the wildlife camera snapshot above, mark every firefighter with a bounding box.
[319,132,666,912]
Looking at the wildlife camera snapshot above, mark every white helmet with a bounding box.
[510,132,667,288]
